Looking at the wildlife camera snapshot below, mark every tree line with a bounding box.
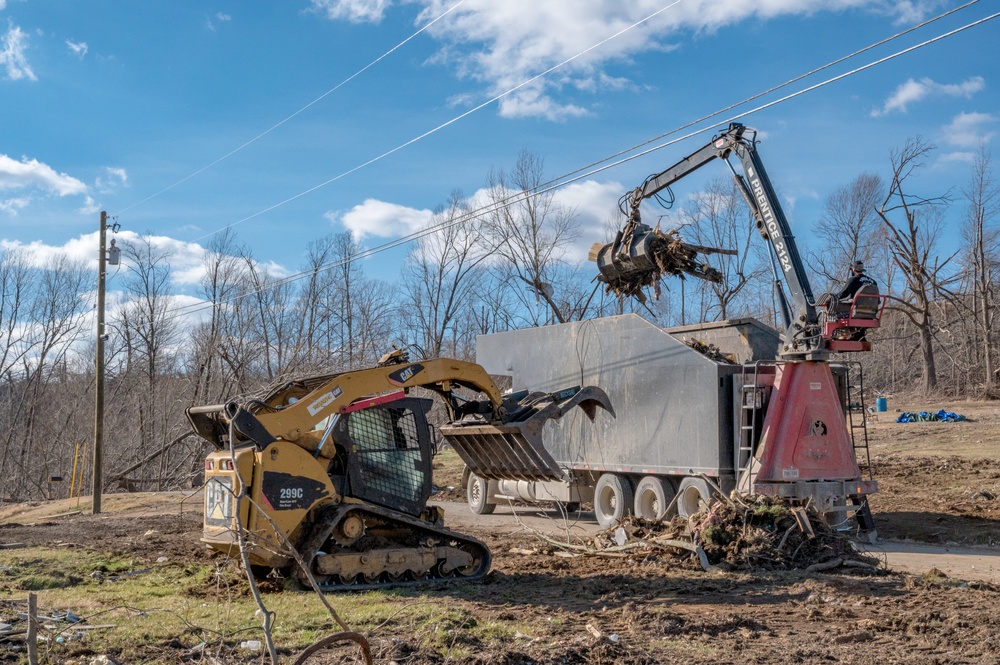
[0,140,995,502]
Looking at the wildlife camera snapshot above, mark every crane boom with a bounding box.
[602,123,825,357]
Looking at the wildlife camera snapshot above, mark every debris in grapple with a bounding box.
[589,222,735,303]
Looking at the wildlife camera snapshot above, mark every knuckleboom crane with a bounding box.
[594,123,882,522]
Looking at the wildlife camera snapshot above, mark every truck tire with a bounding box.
[594,473,634,528]
[467,472,496,515]
[677,477,711,519]
[633,476,677,521]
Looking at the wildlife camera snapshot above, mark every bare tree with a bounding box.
[875,137,954,394]
[811,173,887,290]
[189,228,245,402]
[116,235,182,489]
[328,232,364,370]
[683,177,767,321]
[484,150,581,325]
[401,191,490,358]
[959,144,1000,394]
[9,254,89,498]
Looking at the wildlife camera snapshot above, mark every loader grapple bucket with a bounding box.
[440,386,613,483]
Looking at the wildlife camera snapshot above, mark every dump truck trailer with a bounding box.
[465,314,876,529]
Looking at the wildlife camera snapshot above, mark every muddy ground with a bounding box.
[2,401,1000,663]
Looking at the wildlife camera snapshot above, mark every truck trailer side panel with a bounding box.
[478,314,744,478]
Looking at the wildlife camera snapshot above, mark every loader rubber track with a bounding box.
[292,501,492,592]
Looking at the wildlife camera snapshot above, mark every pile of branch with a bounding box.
[683,339,736,364]
[645,228,726,284]
[592,227,733,303]
[589,494,881,574]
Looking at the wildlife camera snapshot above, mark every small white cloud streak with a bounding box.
[0,154,88,196]
[872,76,985,116]
[0,196,30,216]
[206,12,233,31]
[942,111,997,148]
[310,0,392,24]
[1,21,36,81]
[78,195,100,215]
[66,40,88,58]
[95,166,128,193]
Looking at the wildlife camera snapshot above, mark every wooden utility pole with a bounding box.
[93,211,107,514]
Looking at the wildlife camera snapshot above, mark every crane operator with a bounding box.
[835,260,878,311]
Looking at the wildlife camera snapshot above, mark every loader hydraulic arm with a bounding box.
[622,123,821,356]
[188,358,507,449]
[253,358,505,444]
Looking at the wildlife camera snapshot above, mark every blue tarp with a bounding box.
[895,409,967,423]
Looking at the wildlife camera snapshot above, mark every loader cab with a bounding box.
[337,397,435,516]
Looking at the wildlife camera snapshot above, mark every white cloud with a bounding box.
[0,154,87,196]
[66,40,88,58]
[310,0,392,24]
[316,0,887,119]
[0,196,30,216]
[206,12,232,31]
[95,166,128,192]
[329,198,434,239]
[884,0,940,24]
[328,179,623,262]
[550,179,624,259]
[78,195,100,215]
[872,76,985,116]
[0,231,212,287]
[942,111,996,148]
[1,21,36,81]
[938,151,976,164]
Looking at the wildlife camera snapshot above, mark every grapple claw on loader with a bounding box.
[440,386,613,483]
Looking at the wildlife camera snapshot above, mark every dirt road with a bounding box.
[435,500,1000,583]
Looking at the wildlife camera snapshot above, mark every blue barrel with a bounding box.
[876,397,887,412]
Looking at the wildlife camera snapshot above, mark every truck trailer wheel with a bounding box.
[594,473,634,528]
[677,477,711,519]
[466,472,496,515]
[633,476,677,521]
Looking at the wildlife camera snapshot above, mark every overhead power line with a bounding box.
[188,0,689,243]
[113,0,470,216]
[157,7,997,322]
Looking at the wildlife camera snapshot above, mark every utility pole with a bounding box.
[93,211,119,514]
[93,211,107,514]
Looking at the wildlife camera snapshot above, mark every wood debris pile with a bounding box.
[591,494,881,574]
[591,227,733,304]
[682,339,736,364]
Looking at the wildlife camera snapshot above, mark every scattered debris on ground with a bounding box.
[582,494,882,574]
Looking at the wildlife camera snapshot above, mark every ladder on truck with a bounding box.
[842,361,877,533]
[735,361,771,493]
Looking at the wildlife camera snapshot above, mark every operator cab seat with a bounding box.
[836,282,881,320]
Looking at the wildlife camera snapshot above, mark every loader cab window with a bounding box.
[349,408,420,452]
[344,398,433,515]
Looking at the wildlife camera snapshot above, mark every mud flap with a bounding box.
[440,386,613,483]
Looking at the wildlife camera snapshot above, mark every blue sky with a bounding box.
[0,0,996,297]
